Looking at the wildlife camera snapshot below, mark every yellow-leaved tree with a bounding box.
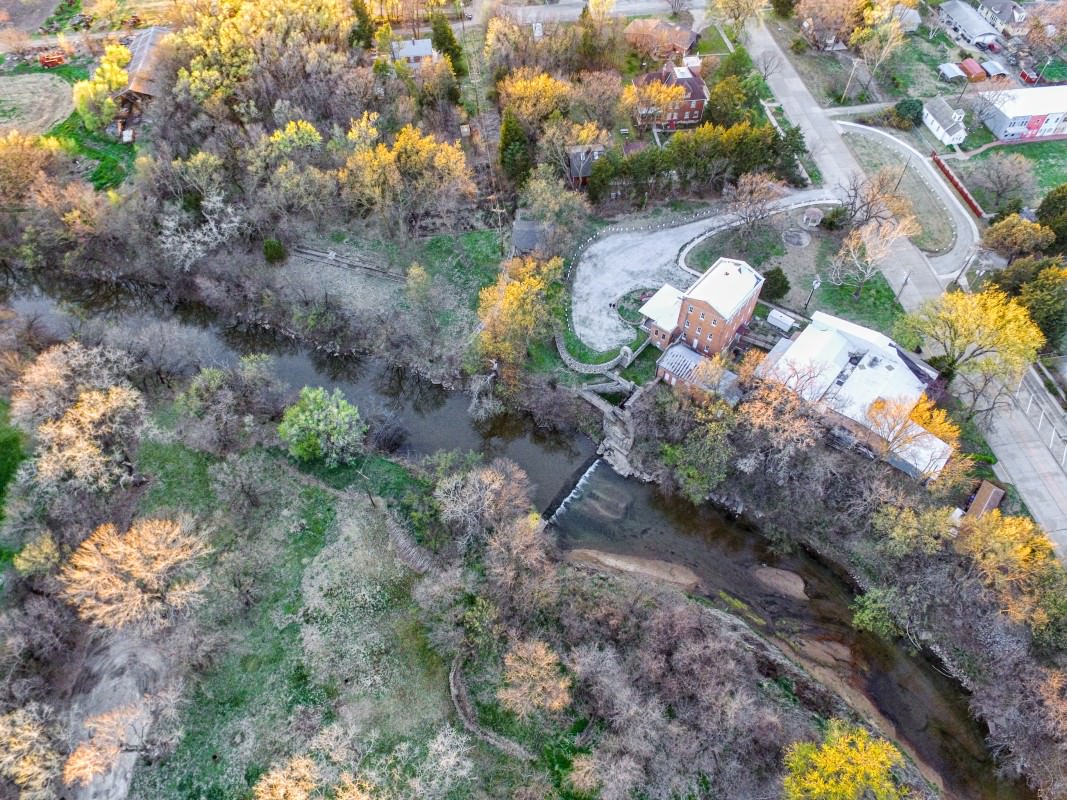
[895,288,1044,422]
[863,393,961,479]
[620,79,686,131]
[784,719,906,800]
[477,256,563,381]
[72,44,131,131]
[171,0,353,107]
[338,114,474,235]
[0,130,60,208]
[59,518,210,630]
[497,639,572,719]
[498,67,573,133]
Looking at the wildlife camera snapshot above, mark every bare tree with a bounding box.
[828,216,919,299]
[726,172,787,236]
[755,50,782,80]
[668,0,691,14]
[838,168,911,227]
[0,703,62,799]
[64,705,147,788]
[715,0,763,32]
[967,152,1037,211]
[433,459,532,548]
[497,639,572,719]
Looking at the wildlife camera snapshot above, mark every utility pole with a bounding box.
[804,276,821,311]
[893,154,912,193]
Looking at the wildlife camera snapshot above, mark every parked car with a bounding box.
[987,41,1001,53]
[975,40,988,51]
[1021,68,1039,83]
[1008,54,1019,65]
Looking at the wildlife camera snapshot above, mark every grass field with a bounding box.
[48,113,137,189]
[697,25,730,55]
[883,28,959,99]
[128,437,479,800]
[687,227,786,270]
[845,133,955,253]
[968,139,1067,195]
[619,344,659,384]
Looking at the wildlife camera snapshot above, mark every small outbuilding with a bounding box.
[511,211,550,256]
[892,4,922,33]
[960,58,988,82]
[982,60,1009,79]
[566,144,607,186]
[938,62,966,81]
[966,480,1005,518]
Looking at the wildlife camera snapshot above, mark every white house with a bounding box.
[939,0,1000,44]
[892,4,922,33]
[390,38,439,68]
[922,96,967,145]
[760,312,952,479]
[977,0,1027,34]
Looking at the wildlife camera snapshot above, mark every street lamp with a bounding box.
[804,275,821,312]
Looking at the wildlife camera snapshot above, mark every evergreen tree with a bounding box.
[1038,183,1067,250]
[771,0,796,18]
[351,0,376,48]
[499,110,532,184]
[431,14,466,76]
[760,267,791,301]
[1019,266,1067,350]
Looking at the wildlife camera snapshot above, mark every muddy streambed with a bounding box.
[9,284,1031,799]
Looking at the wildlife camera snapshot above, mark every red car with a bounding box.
[1021,69,1039,84]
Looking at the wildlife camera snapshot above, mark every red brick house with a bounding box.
[634,62,709,128]
[639,257,764,356]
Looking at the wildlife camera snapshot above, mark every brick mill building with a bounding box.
[637,257,764,386]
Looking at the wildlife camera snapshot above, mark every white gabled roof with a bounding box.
[683,258,764,320]
[983,86,1067,118]
[638,284,683,331]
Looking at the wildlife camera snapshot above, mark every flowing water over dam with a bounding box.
[8,282,1033,799]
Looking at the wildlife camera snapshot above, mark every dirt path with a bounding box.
[68,633,166,800]
[0,73,73,134]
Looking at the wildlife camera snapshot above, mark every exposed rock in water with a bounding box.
[752,566,808,600]
[566,548,701,590]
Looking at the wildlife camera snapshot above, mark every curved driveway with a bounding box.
[572,190,835,351]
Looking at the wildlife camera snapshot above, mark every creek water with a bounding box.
[8,283,1031,799]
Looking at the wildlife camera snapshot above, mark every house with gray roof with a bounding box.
[978,0,1027,34]
[922,96,966,145]
[938,0,999,44]
[116,26,168,102]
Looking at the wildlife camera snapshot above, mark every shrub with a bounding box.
[760,267,791,302]
[263,238,287,263]
[279,386,367,467]
[790,37,807,54]
[894,98,923,126]
[820,206,848,230]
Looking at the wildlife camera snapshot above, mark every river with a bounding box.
[7,283,1031,799]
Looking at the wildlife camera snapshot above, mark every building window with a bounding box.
[684,320,690,328]
[707,330,713,339]
[711,319,717,326]
[699,311,705,320]
[688,305,694,313]
[703,344,709,353]
[696,327,702,335]
[690,100,697,109]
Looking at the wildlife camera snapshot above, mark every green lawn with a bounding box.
[47,113,137,190]
[969,140,1067,195]
[883,28,958,99]
[845,133,955,253]
[815,273,905,335]
[688,227,786,270]
[9,60,91,84]
[411,229,503,310]
[960,122,996,152]
[697,25,730,55]
[619,344,659,384]
[1042,58,1067,83]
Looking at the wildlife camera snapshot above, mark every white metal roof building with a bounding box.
[683,258,763,320]
[637,284,684,332]
[980,86,1067,140]
[939,0,1000,43]
[761,312,951,478]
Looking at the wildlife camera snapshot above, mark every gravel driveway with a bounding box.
[571,191,835,351]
